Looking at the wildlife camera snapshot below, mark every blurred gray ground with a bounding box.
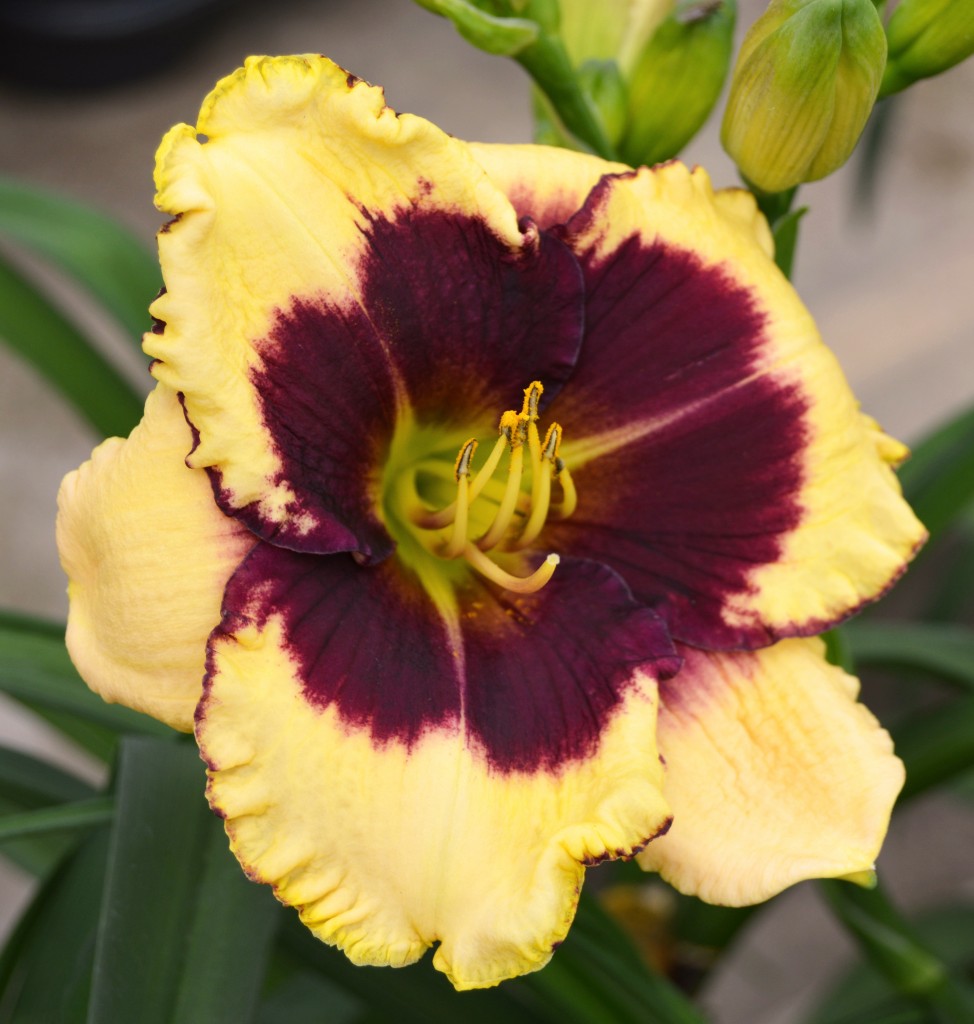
[0,1,972,1021]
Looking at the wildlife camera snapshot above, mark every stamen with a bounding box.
[394,383,577,595]
[463,544,560,594]
[441,439,477,559]
[521,381,543,422]
[522,382,544,484]
[412,412,517,530]
[477,424,526,551]
[515,423,562,548]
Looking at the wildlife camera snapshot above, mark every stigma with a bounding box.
[411,381,575,593]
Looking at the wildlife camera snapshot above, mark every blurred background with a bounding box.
[0,1,971,1020]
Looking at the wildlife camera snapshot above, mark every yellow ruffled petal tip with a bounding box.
[200,611,671,989]
[56,385,252,731]
[639,639,904,906]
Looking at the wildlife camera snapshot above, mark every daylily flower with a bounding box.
[57,55,925,990]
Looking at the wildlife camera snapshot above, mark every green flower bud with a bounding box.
[558,0,675,71]
[882,0,974,96]
[721,0,886,193]
[620,0,736,167]
[412,0,538,56]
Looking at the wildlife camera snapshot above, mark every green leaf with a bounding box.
[0,177,159,343]
[279,913,542,1024]
[0,827,110,1024]
[0,794,77,877]
[518,894,707,1024]
[843,621,974,690]
[898,403,974,540]
[923,500,974,623]
[0,747,96,876]
[0,797,113,843]
[808,906,974,1024]
[0,251,144,438]
[88,737,278,1024]
[256,965,363,1024]
[280,885,704,1024]
[819,881,974,1021]
[0,621,170,742]
[0,744,94,807]
[892,697,974,802]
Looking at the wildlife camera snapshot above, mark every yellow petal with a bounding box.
[147,55,528,540]
[468,142,627,227]
[56,385,253,731]
[557,162,925,643]
[199,612,670,989]
[638,638,904,904]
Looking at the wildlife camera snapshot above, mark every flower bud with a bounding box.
[620,0,736,167]
[721,0,886,193]
[412,0,538,56]
[881,0,974,96]
[557,0,675,71]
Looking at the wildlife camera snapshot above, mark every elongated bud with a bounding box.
[557,0,674,70]
[721,0,886,193]
[620,0,736,167]
[881,0,974,96]
[412,0,538,55]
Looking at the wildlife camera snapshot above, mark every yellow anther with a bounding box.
[542,423,562,462]
[499,408,520,443]
[463,545,560,594]
[521,381,543,421]
[441,439,477,559]
[454,438,478,480]
[551,460,577,519]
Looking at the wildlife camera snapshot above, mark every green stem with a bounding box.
[517,34,616,158]
[820,880,974,1021]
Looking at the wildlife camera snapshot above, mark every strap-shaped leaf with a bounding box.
[0,176,159,343]
[0,797,114,842]
[518,895,707,1024]
[843,621,974,691]
[88,737,278,1024]
[279,913,542,1024]
[0,746,98,877]
[893,697,974,802]
[898,402,974,540]
[0,621,169,741]
[279,885,705,1024]
[820,880,974,1019]
[0,744,95,807]
[0,251,145,438]
[255,966,363,1024]
[808,907,974,1024]
[0,827,110,1023]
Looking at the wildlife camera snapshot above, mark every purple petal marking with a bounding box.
[206,208,584,560]
[210,544,679,774]
[546,219,808,650]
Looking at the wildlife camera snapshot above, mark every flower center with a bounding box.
[385,382,576,594]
